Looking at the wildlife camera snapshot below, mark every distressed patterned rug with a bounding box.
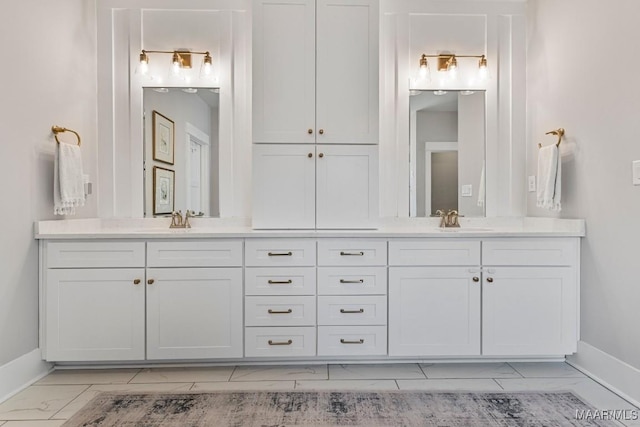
[62,390,618,426]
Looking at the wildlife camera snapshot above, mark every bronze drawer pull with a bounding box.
[268,279,293,284]
[340,339,365,344]
[268,251,293,256]
[133,279,141,285]
[268,309,293,314]
[268,339,293,346]
[340,279,364,284]
[340,251,364,256]
[340,308,364,314]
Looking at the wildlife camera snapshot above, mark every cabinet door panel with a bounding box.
[389,267,481,356]
[316,145,378,228]
[316,0,378,143]
[45,269,145,361]
[253,0,315,143]
[252,145,316,228]
[482,267,577,356]
[146,268,243,359]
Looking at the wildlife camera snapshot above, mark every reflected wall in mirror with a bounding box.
[409,90,485,217]
[144,88,220,217]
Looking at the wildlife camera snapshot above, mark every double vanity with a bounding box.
[36,218,584,364]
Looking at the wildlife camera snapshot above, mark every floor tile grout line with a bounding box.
[505,362,525,378]
[228,365,239,382]
[492,378,505,390]
[417,363,429,379]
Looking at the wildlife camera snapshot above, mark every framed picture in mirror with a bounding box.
[153,166,175,215]
[153,110,175,165]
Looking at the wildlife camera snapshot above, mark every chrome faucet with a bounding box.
[436,209,461,228]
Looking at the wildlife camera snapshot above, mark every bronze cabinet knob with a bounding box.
[319,129,324,135]
[318,153,324,158]
[472,277,480,282]
[133,279,141,285]
[147,279,155,285]
[308,128,313,134]
[308,153,313,158]
[486,277,494,283]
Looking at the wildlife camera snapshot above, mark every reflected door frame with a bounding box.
[424,142,458,217]
[185,122,211,215]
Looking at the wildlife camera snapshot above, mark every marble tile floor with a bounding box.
[0,362,637,426]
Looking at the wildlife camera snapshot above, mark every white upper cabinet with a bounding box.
[253,0,379,144]
[316,0,378,144]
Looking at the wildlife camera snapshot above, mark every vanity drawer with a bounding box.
[245,239,316,267]
[317,326,387,356]
[245,267,316,296]
[317,240,387,266]
[482,239,578,266]
[245,296,316,326]
[245,327,316,358]
[317,267,387,295]
[147,240,242,267]
[46,241,145,268]
[389,240,480,266]
[317,296,387,326]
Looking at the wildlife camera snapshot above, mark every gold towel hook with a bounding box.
[538,128,564,149]
[52,125,81,146]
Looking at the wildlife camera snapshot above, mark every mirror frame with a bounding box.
[97,0,252,218]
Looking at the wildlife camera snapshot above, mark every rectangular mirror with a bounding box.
[143,87,220,217]
[409,90,485,217]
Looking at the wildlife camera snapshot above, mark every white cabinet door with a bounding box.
[45,268,145,361]
[482,267,577,356]
[316,0,378,144]
[388,267,481,356]
[253,0,315,143]
[316,145,378,228]
[146,268,243,360]
[252,145,316,228]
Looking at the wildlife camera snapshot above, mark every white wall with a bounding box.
[0,0,97,365]
[527,0,640,373]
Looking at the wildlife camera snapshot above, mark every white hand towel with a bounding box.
[54,143,85,215]
[536,144,561,211]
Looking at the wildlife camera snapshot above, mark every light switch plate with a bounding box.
[461,184,473,197]
[528,175,536,192]
[633,160,640,185]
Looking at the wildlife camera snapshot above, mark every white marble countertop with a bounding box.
[34,217,586,239]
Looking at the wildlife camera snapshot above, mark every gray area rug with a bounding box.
[62,390,617,426]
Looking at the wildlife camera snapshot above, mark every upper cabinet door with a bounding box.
[316,144,378,228]
[316,0,379,144]
[253,0,316,143]
[252,144,316,229]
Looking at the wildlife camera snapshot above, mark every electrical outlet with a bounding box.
[528,175,536,192]
[461,184,473,197]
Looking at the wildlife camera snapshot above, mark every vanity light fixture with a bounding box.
[418,53,488,81]
[137,49,213,79]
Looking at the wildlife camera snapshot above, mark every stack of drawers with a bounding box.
[244,240,317,357]
[317,240,388,356]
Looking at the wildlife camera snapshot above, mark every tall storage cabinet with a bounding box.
[252,0,379,229]
[252,0,378,144]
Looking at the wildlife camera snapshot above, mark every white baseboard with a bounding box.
[0,349,53,403]
[567,341,640,407]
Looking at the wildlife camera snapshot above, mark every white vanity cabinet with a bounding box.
[481,239,579,356]
[388,241,482,356]
[388,238,579,358]
[317,240,388,356]
[252,0,378,144]
[253,144,378,229]
[43,242,146,361]
[145,240,244,360]
[42,240,243,362]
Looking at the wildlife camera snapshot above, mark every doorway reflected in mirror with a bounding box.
[409,90,485,218]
